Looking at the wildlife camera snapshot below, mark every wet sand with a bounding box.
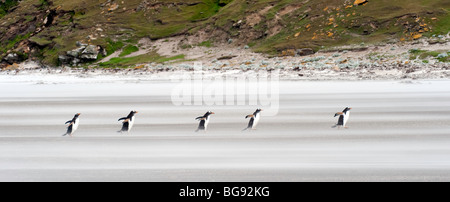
[1,77,450,181]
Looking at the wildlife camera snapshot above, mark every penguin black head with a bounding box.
[130,111,138,116]
[343,107,352,112]
[256,109,263,113]
[205,111,215,116]
[74,113,81,117]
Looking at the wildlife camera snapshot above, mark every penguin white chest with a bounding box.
[204,116,210,129]
[128,116,135,131]
[252,114,260,129]
[72,118,80,133]
[343,112,350,126]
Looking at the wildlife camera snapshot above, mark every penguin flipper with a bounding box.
[118,117,127,121]
[195,116,204,120]
[245,115,254,119]
[65,120,72,124]
[334,112,344,117]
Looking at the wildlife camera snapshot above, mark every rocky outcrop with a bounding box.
[296,48,315,56]
[354,0,368,5]
[3,53,20,64]
[59,42,106,66]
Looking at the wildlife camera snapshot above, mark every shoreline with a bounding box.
[1,61,449,82]
[1,37,449,81]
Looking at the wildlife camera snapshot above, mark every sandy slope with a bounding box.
[0,77,450,181]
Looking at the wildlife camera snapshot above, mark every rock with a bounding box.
[437,53,448,59]
[428,39,446,45]
[233,20,243,28]
[354,0,368,5]
[76,41,88,47]
[244,45,250,49]
[296,48,315,56]
[4,53,20,64]
[413,34,422,40]
[80,45,99,60]
[218,55,237,60]
[108,3,119,12]
[227,39,233,44]
[72,58,81,65]
[66,50,79,58]
[58,55,71,65]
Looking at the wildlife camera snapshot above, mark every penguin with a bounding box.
[63,113,81,137]
[243,109,263,131]
[118,111,138,133]
[195,111,215,132]
[333,107,352,129]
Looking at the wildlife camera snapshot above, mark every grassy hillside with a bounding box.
[0,0,449,66]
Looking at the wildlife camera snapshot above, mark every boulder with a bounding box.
[80,45,99,60]
[72,58,81,66]
[4,53,20,64]
[60,43,103,65]
[296,48,315,56]
[58,55,71,65]
[354,0,368,5]
[66,50,79,58]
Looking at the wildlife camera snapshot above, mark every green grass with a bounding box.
[105,39,124,56]
[29,36,53,46]
[0,0,19,18]
[157,54,185,63]
[0,32,32,53]
[409,49,449,62]
[119,45,139,57]
[430,10,450,35]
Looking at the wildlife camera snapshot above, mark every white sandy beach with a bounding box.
[0,75,450,181]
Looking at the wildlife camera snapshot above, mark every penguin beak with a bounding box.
[135,111,139,114]
[211,112,215,114]
[77,113,81,116]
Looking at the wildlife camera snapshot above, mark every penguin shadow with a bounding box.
[331,125,350,129]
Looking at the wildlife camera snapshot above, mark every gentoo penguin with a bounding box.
[63,113,81,137]
[118,111,138,133]
[195,111,215,132]
[333,107,352,129]
[243,109,263,131]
